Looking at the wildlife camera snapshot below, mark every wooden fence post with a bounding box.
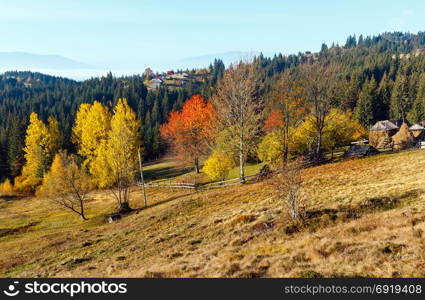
[138,148,148,207]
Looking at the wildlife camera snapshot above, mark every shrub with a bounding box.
[257,131,284,166]
[272,157,307,220]
[13,174,39,194]
[203,152,234,181]
[0,179,14,195]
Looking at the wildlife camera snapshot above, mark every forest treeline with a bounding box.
[0,60,226,180]
[2,31,425,185]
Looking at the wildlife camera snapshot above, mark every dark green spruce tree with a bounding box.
[355,78,378,127]
[390,74,411,121]
[410,73,425,122]
[376,73,393,121]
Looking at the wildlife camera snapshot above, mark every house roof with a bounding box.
[370,120,399,131]
[409,124,425,131]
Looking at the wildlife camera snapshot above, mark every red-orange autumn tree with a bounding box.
[263,109,284,132]
[160,94,215,173]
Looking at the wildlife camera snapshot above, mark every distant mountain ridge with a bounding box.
[0,52,95,70]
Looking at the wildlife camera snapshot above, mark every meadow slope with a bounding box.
[1,150,425,278]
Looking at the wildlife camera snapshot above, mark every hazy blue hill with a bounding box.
[0,52,95,70]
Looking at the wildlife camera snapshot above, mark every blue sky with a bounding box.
[1,0,425,77]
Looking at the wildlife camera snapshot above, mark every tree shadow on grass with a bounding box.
[0,221,41,238]
[144,166,192,181]
[0,195,26,202]
[133,192,193,213]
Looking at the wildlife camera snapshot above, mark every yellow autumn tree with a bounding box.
[14,113,59,192]
[73,101,111,168]
[72,103,91,145]
[257,131,285,166]
[90,140,113,188]
[72,99,140,211]
[203,151,234,181]
[47,116,61,155]
[38,151,92,220]
[37,153,66,198]
[104,98,141,212]
[292,109,366,156]
[322,109,367,157]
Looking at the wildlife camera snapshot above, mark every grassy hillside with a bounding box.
[142,158,265,184]
[1,150,425,277]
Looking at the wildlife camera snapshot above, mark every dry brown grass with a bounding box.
[0,150,425,277]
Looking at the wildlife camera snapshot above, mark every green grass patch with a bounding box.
[143,160,192,182]
[226,162,265,180]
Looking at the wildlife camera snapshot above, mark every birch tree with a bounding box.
[14,113,60,192]
[72,101,111,169]
[106,98,141,213]
[211,61,263,182]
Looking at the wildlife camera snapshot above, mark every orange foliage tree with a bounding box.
[160,94,215,173]
[263,110,284,132]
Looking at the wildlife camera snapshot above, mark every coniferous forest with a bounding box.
[2,31,425,184]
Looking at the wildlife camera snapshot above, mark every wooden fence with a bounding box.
[138,160,318,192]
[140,182,197,189]
[138,173,261,191]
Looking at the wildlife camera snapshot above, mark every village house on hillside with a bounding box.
[143,67,212,90]
[147,78,162,90]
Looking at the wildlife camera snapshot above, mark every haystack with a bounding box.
[369,131,392,148]
[392,123,416,150]
[369,120,398,148]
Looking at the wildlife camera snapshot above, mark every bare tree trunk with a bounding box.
[239,137,245,183]
[289,192,299,219]
[79,199,87,220]
[118,201,131,214]
[283,120,289,162]
[316,129,322,164]
[194,158,200,173]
